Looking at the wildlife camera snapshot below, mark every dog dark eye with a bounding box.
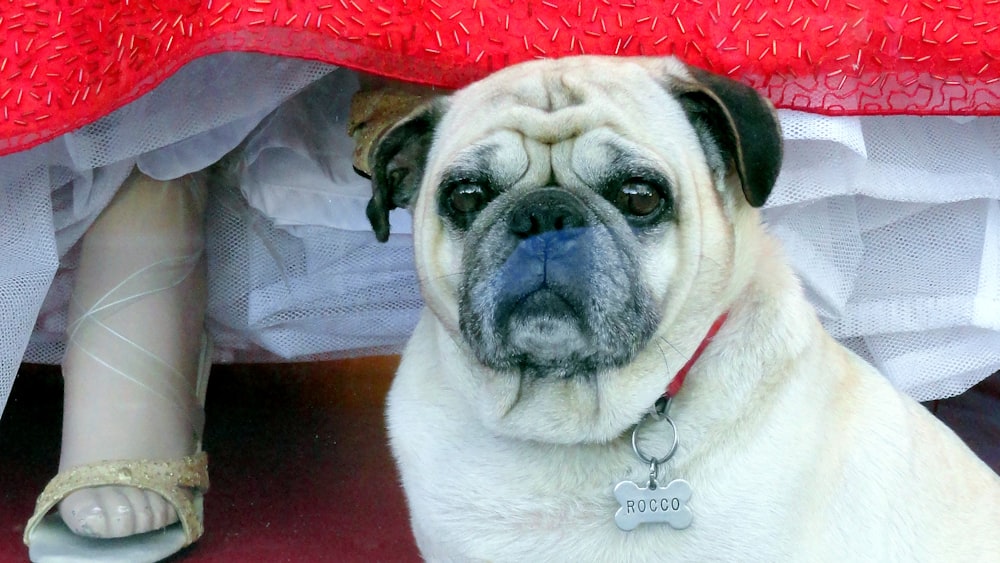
[449,183,488,214]
[615,181,662,217]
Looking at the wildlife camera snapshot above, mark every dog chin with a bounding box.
[463,287,659,381]
[480,337,597,380]
[479,335,629,382]
[505,292,590,365]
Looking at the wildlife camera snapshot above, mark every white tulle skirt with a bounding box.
[1,53,997,414]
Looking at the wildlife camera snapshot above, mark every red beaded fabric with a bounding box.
[2,0,1000,156]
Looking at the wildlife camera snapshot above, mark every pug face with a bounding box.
[452,128,675,380]
[366,56,781,443]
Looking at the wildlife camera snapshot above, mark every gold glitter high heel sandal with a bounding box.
[23,335,212,563]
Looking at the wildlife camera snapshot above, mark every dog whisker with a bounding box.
[419,272,464,285]
[655,336,683,366]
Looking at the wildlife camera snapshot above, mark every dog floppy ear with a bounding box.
[349,84,444,242]
[673,66,782,207]
[365,103,442,242]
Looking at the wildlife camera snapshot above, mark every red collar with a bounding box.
[664,312,729,398]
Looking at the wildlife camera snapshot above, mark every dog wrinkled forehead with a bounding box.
[365,55,782,242]
[435,57,695,152]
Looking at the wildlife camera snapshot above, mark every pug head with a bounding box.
[366,56,782,443]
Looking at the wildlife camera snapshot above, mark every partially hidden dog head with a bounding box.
[365,56,782,444]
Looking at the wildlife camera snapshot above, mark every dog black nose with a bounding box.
[508,189,588,238]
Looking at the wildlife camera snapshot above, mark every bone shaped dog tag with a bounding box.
[613,479,693,531]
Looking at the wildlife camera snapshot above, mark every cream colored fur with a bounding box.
[384,57,1000,562]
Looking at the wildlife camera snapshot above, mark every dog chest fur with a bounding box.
[388,270,1000,561]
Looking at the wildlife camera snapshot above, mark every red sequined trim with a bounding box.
[2,0,1000,156]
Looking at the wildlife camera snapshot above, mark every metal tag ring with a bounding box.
[630,411,679,466]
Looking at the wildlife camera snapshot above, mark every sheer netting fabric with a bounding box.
[1,52,997,415]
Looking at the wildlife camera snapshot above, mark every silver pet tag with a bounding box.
[615,397,692,531]
[613,478,693,531]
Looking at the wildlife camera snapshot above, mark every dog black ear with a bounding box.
[674,66,782,208]
[366,102,443,242]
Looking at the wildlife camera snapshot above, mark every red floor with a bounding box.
[2,361,996,562]
[0,359,420,563]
